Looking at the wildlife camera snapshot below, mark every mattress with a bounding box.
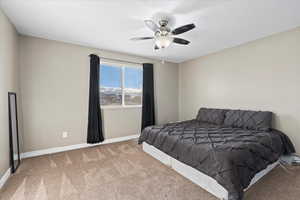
[143,142,279,200]
[138,120,295,200]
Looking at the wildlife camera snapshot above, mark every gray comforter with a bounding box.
[138,120,295,200]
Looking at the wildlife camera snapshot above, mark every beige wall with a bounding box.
[179,27,300,152]
[19,36,179,152]
[0,9,21,177]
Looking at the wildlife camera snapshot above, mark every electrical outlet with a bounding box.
[62,131,68,138]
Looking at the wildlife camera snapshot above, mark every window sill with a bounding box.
[101,105,142,110]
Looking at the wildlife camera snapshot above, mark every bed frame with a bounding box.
[143,142,279,200]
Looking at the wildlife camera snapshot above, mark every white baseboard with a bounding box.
[21,134,139,159]
[0,168,11,190]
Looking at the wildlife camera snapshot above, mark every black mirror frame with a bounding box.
[8,92,21,173]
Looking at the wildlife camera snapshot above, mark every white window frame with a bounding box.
[100,60,143,109]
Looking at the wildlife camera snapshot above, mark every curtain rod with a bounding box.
[89,54,145,65]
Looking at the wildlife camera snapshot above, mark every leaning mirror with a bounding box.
[8,92,21,173]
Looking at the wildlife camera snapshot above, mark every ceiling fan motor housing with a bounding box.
[156,20,171,37]
[159,19,168,27]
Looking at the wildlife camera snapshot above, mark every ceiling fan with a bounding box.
[131,19,195,50]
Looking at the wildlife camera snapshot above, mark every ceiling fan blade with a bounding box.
[154,45,159,50]
[173,38,190,45]
[172,23,195,35]
[130,37,154,41]
[144,20,159,32]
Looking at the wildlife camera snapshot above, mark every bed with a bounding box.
[138,108,295,200]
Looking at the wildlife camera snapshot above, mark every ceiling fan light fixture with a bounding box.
[155,35,173,49]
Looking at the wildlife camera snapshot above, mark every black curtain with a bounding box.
[87,54,104,143]
[141,63,155,131]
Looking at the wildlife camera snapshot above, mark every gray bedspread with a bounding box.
[138,120,295,200]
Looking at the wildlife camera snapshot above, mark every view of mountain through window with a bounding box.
[100,64,142,106]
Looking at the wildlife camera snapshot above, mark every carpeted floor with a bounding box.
[0,140,300,200]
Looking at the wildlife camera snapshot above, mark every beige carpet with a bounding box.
[1,140,300,200]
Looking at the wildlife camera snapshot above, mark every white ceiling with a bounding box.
[1,0,300,63]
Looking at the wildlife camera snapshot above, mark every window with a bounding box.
[124,67,143,105]
[100,65,122,106]
[100,62,143,107]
